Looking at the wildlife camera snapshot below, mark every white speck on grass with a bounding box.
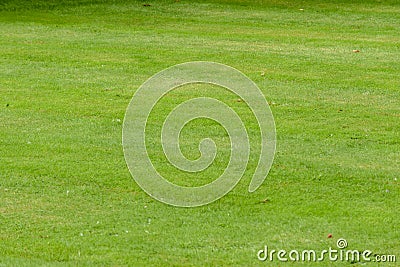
[80,233,84,236]
[96,221,100,224]
[145,230,149,234]
[385,189,390,193]
[66,190,70,195]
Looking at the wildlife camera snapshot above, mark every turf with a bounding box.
[0,0,399,266]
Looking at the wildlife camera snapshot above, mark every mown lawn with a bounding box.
[0,0,399,266]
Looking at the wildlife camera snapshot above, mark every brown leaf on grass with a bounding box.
[352,49,360,53]
[259,198,270,204]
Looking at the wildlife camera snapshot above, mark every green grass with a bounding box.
[0,0,399,266]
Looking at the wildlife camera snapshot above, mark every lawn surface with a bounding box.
[0,0,399,266]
